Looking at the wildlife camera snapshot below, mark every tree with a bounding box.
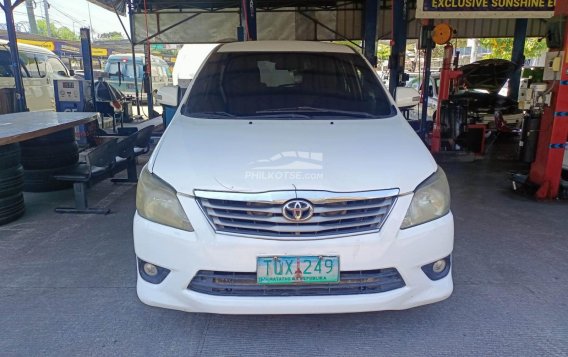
[478,37,547,60]
[376,43,390,62]
[36,19,78,40]
[99,31,124,40]
[431,38,468,59]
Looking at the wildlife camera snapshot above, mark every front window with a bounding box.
[47,57,69,76]
[106,60,143,79]
[19,52,47,78]
[183,51,394,119]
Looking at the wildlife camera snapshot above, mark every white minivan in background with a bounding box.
[104,53,171,98]
[134,41,454,315]
[0,40,74,111]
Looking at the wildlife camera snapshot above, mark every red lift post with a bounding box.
[431,24,462,153]
[528,3,568,199]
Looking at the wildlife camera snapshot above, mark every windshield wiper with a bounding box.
[247,112,311,119]
[192,111,236,118]
[193,111,311,119]
[256,106,375,118]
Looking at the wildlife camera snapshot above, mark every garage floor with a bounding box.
[0,138,567,356]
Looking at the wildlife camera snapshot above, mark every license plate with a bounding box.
[256,256,340,285]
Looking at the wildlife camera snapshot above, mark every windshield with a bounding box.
[106,60,143,79]
[182,51,394,119]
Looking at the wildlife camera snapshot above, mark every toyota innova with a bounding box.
[134,41,454,314]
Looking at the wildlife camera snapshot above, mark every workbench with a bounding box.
[0,112,99,145]
[0,111,100,225]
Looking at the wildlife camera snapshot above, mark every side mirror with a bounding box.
[428,85,434,97]
[68,69,75,77]
[155,85,180,107]
[395,86,420,110]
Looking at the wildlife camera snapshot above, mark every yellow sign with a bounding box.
[16,39,55,51]
[417,0,556,18]
[91,47,108,57]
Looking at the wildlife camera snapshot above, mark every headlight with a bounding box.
[136,166,193,231]
[401,168,450,229]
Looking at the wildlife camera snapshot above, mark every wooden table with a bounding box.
[0,112,100,145]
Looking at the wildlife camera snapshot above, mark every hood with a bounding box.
[151,116,437,195]
[459,59,517,94]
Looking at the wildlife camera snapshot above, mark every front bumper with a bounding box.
[133,194,454,314]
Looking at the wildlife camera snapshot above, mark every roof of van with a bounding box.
[109,53,146,57]
[107,53,167,63]
[217,41,354,53]
[0,39,57,55]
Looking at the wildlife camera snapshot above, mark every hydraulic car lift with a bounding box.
[526,4,568,199]
[430,23,462,153]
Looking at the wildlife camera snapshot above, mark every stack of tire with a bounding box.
[21,128,79,192]
[0,143,25,225]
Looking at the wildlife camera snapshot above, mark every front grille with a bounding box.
[188,269,405,297]
[195,190,397,238]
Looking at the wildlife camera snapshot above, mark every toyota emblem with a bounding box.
[282,199,314,222]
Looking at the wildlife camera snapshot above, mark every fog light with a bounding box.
[137,258,170,284]
[432,259,446,273]
[143,263,158,276]
[421,255,451,281]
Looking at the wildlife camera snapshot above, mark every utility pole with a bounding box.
[43,0,51,36]
[25,0,38,34]
[87,1,94,40]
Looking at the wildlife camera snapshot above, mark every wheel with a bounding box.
[20,141,79,170]
[23,164,76,192]
[0,165,24,198]
[0,192,25,225]
[20,128,76,146]
[0,143,21,170]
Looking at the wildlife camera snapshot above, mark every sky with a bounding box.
[9,0,129,39]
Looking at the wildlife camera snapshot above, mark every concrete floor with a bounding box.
[0,138,567,356]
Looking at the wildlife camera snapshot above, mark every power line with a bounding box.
[48,2,87,28]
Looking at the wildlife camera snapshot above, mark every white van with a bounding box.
[0,40,74,111]
[172,44,217,87]
[134,41,454,315]
[104,53,171,98]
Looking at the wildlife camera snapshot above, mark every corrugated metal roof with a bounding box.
[91,0,549,43]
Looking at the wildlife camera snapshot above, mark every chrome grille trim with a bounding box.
[194,189,398,239]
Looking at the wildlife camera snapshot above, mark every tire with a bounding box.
[20,128,76,146]
[20,141,79,170]
[0,143,21,170]
[23,164,76,192]
[0,165,24,198]
[0,192,25,225]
